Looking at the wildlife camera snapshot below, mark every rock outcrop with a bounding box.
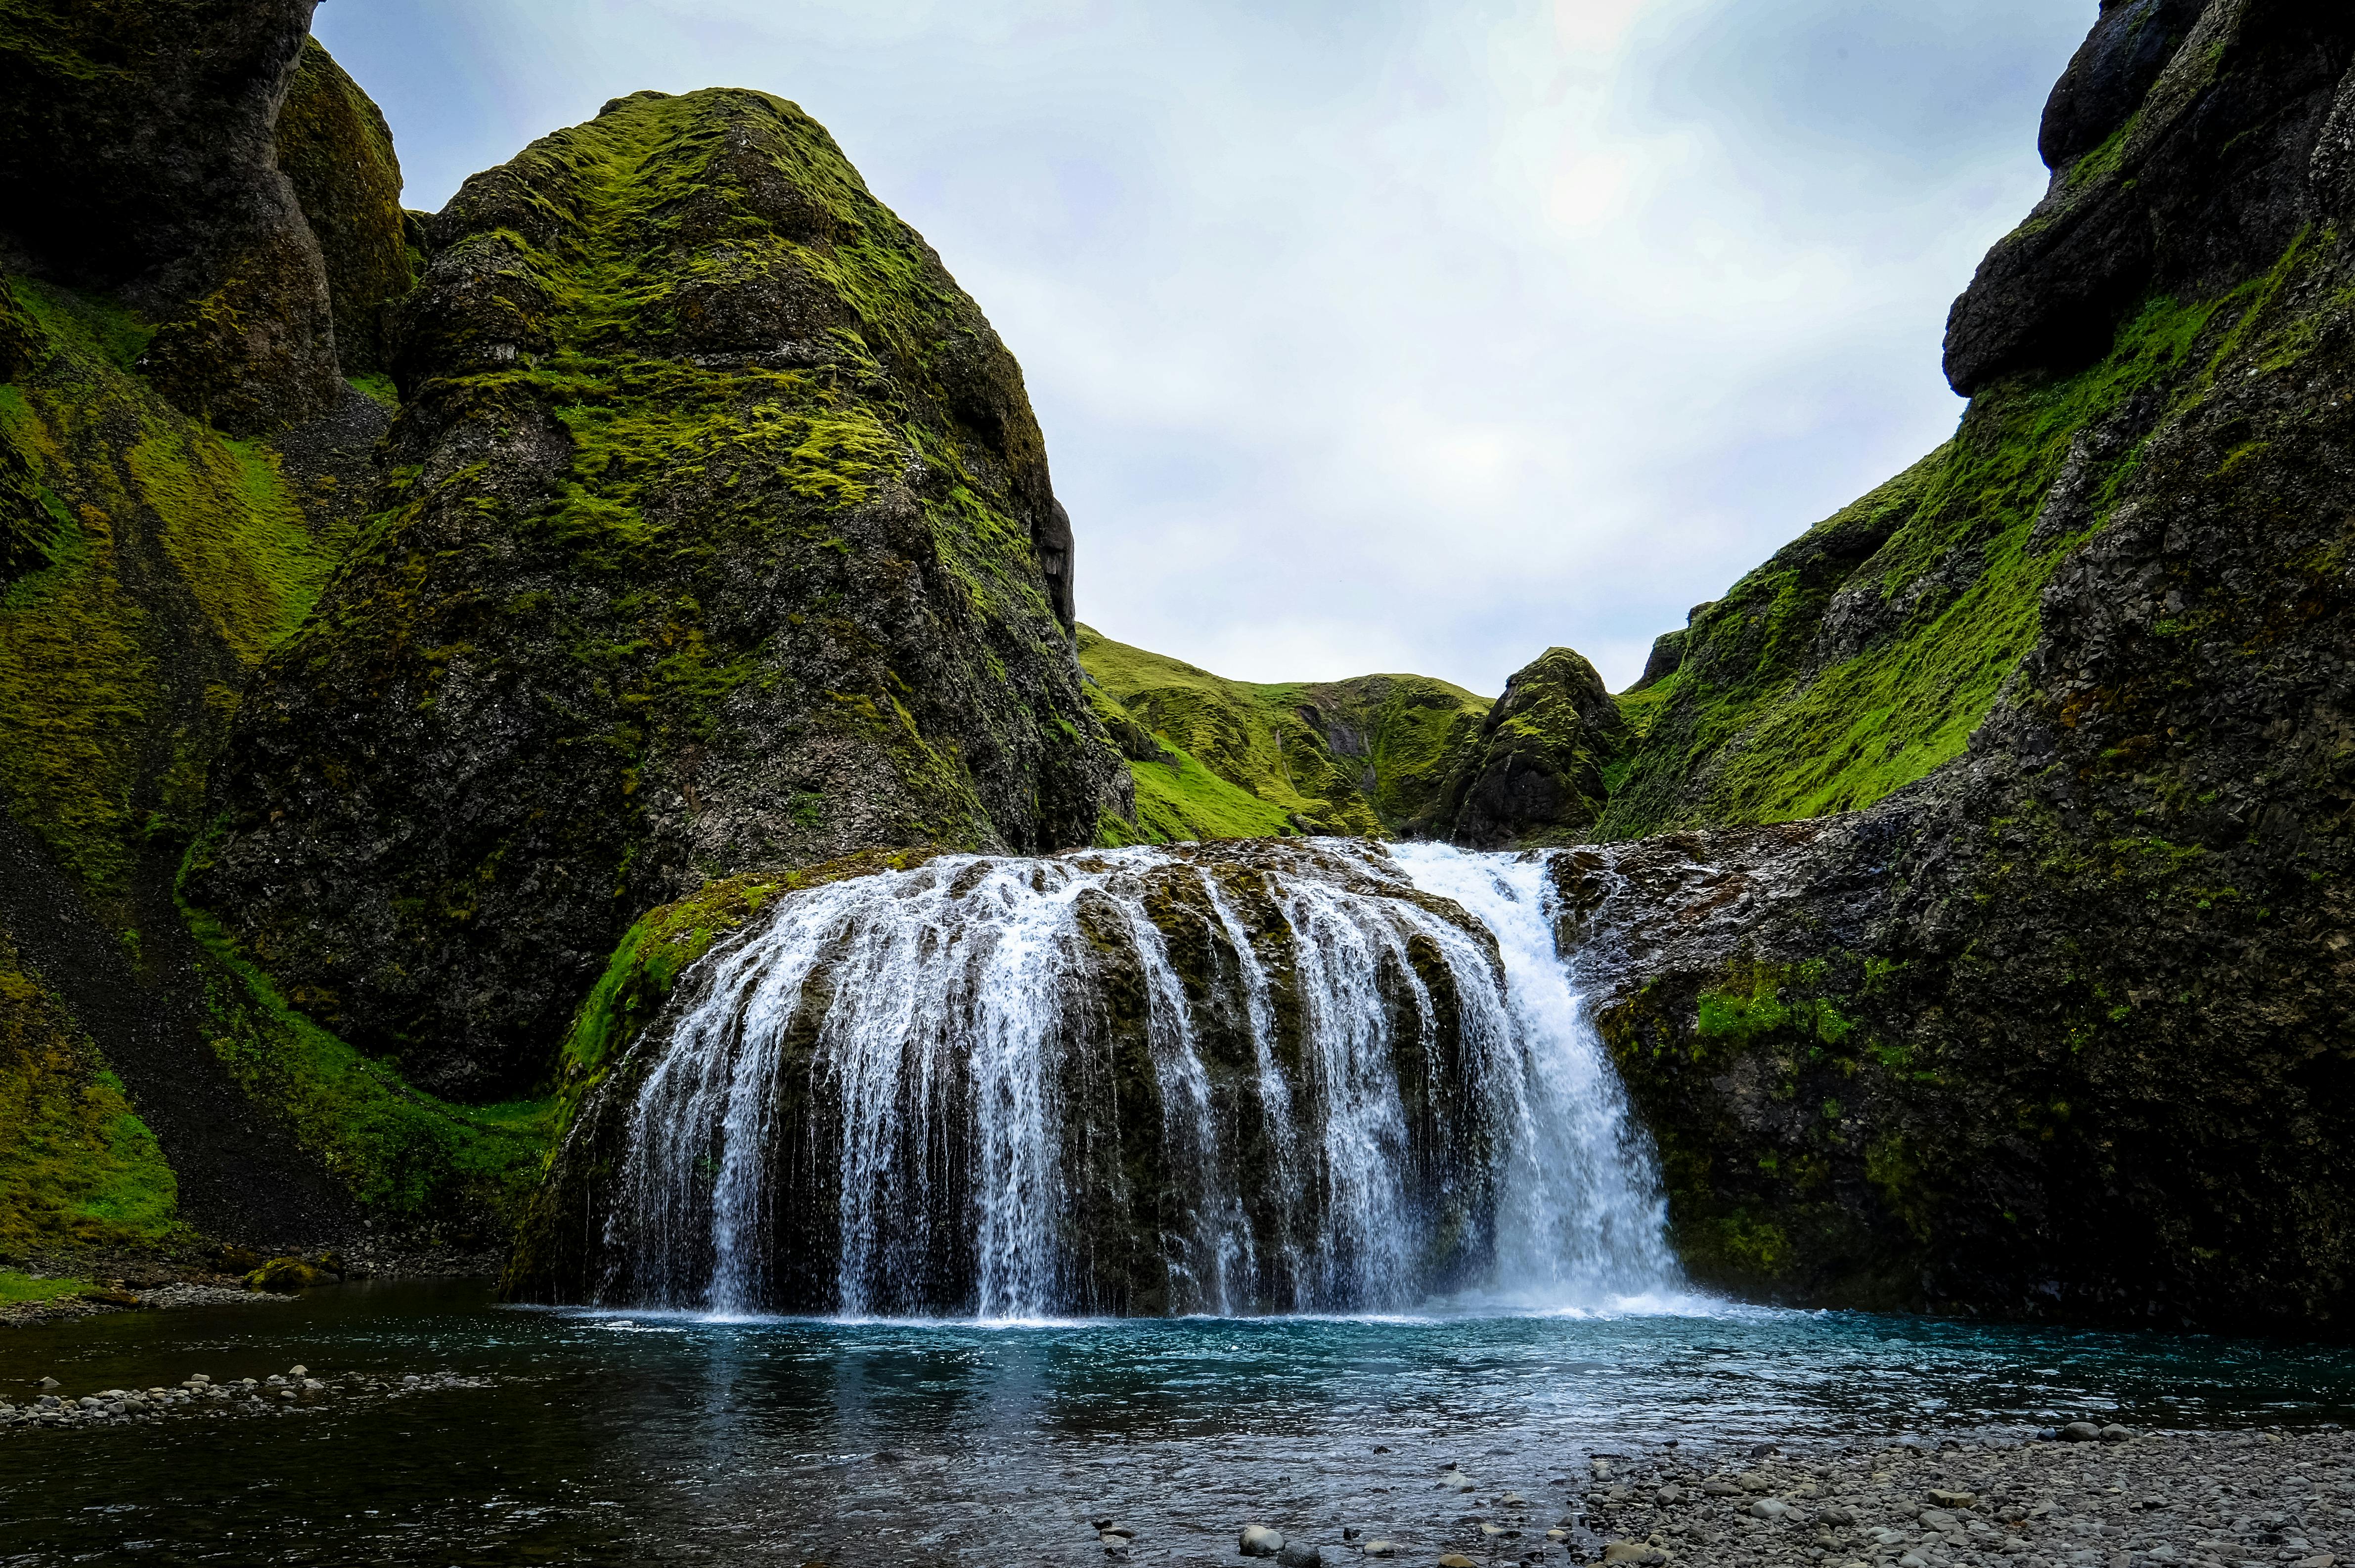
[272,36,413,374]
[188,89,1131,1098]
[1577,0,2355,1334]
[0,0,343,432]
[1421,646,1629,848]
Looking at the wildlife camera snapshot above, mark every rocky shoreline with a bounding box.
[0,1238,504,1328]
[0,1364,493,1437]
[1395,1428,2348,1568]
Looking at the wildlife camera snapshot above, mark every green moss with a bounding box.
[0,932,180,1253]
[183,902,552,1224]
[1599,250,2315,839]
[0,1268,96,1303]
[0,278,345,896]
[1078,623,1491,841]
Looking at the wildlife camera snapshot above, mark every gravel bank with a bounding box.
[0,1366,494,1439]
[1538,1429,2351,1568]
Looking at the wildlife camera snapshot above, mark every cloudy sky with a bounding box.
[314,0,2092,696]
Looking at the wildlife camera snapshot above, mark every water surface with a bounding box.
[5,1282,2354,1566]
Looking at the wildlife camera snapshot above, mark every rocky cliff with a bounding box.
[2,14,1124,1261]
[185,88,1132,1099]
[1572,0,2355,1334]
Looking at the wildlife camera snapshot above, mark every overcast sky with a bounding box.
[313,0,2092,696]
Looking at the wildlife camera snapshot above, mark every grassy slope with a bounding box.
[0,928,178,1253]
[0,276,552,1239]
[1598,271,2266,839]
[1078,624,1490,843]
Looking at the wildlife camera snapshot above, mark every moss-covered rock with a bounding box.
[1421,646,1629,848]
[189,89,1132,1099]
[0,0,343,433]
[272,37,413,373]
[1078,624,1491,843]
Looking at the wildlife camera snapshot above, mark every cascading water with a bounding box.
[545,840,1680,1318]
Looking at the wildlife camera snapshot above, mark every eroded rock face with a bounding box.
[189,89,1132,1098]
[0,0,342,432]
[272,37,413,374]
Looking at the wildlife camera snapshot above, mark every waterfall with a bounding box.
[557,840,1678,1318]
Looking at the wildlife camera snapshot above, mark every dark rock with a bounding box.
[188,88,1132,1096]
[1276,1542,1322,1568]
[2063,1424,2104,1443]
[1946,6,2355,394]
[1431,646,1630,849]
[272,37,413,373]
[0,0,343,432]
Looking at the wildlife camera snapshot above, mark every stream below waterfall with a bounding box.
[5,1283,2355,1566]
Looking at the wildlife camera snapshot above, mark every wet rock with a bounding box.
[1360,1542,1399,1559]
[1437,1556,1479,1568]
[2099,1425,2133,1443]
[1603,1543,1668,1565]
[1240,1524,1285,1558]
[1275,1541,1322,1568]
[2062,1423,2104,1443]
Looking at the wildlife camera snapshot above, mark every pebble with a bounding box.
[1239,1524,1285,1558]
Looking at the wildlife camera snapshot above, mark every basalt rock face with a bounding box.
[272,37,413,374]
[1423,646,1628,849]
[0,0,343,432]
[188,90,1132,1099]
[1584,0,2355,1334]
[1945,0,2355,395]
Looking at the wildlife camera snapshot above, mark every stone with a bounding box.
[1603,1543,1668,1566]
[2062,1425,2104,1444]
[1501,1493,1529,1507]
[1276,1542,1322,1568]
[1437,1557,1479,1568]
[1360,1542,1399,1559]
[1752,1500,1792,1522]
[37,1377,57,1389]
[1240,1525,1285,1558]
[2099,1427,2133,1443]
[1929,1492,1977,1510]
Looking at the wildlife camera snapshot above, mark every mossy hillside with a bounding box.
[273,37,414,373]
[191,87,1128,1096]
[0,929,179,1255]
[181,903,551,1230]
[1597,261,2286,842]
[1078,624,1491,841]
[0,277,346,901]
